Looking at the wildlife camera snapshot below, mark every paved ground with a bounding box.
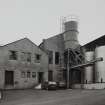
[0,89,105,105]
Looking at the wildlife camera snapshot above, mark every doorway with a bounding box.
[38,72,44,83]
[48,71,53,81]
[70,69,81,85]
[5,71,14,86]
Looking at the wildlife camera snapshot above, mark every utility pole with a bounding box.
[67,49,70,88]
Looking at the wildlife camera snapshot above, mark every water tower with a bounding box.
[63,16,79,49]
[63,16,83,88]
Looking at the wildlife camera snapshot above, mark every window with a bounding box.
[64,51,68,65]
[21,52,31,62]
[9,50,18,60]
[55,52,60,64]
[27,53,31,62]
[21,71,25,78]
[27,71,31,78]
[32,72,36,78]
[35,54,41,63]
[21,52,26,61]
[48,51,53,64]
[36,54,41,60]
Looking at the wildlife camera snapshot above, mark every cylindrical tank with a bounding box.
[95,46,105,83]
[84,51,94,83]
[64,20,79,49]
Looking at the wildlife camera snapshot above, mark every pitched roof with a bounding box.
[0,37,48,54]
[82,35,105,48]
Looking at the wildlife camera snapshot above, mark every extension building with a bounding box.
[0,38,48,89]
[39,34,65,82]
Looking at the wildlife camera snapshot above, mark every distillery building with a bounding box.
[0,17,105,90]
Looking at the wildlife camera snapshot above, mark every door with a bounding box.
[63,69,67,82]
[70,69,81,84]
[48,71,53,81]
[38,72,44,83]
[5,71,14,85]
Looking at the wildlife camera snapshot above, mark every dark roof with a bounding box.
[82,35,105,48]
[39,33,63,47]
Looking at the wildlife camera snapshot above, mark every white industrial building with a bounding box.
[80,35,105,89]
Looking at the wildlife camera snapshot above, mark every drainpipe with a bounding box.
[0,89,3,102]
[67,49,70,88]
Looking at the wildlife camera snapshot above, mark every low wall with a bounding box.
[72,84,82,89]
[73,83,105,89]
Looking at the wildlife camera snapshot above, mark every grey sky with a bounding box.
[0,0,105,45]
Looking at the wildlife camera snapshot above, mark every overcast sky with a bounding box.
[0,0,105,45]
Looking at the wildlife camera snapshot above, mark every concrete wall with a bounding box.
[73,83,105,89]
[83,83,105,89]
[0,38,48,89]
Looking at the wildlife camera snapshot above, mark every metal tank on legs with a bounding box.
[95,46,105,83]
[84,51,94,83]
[63,16,83,88]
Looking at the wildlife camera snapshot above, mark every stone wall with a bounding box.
[0,38,48,89]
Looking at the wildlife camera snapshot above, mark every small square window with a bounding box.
[35,54,41,63]
[48,51,53,64]
[9,50,18,60]
[32,72,36,78]
[27,71,31,78]
[55,52,60,64]
[21,52,26,61]
[36,54,41,60]
[21,71,25,78]
[27,53,31,62]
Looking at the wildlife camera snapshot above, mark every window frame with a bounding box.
[9,50,18,60]
[21,71,26,78]
[35,54,41,63]
[48,51,53,64]
[27,71,31,78]
[32,72,36,78]
[27,52,31,62]
[55,52,60,65]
